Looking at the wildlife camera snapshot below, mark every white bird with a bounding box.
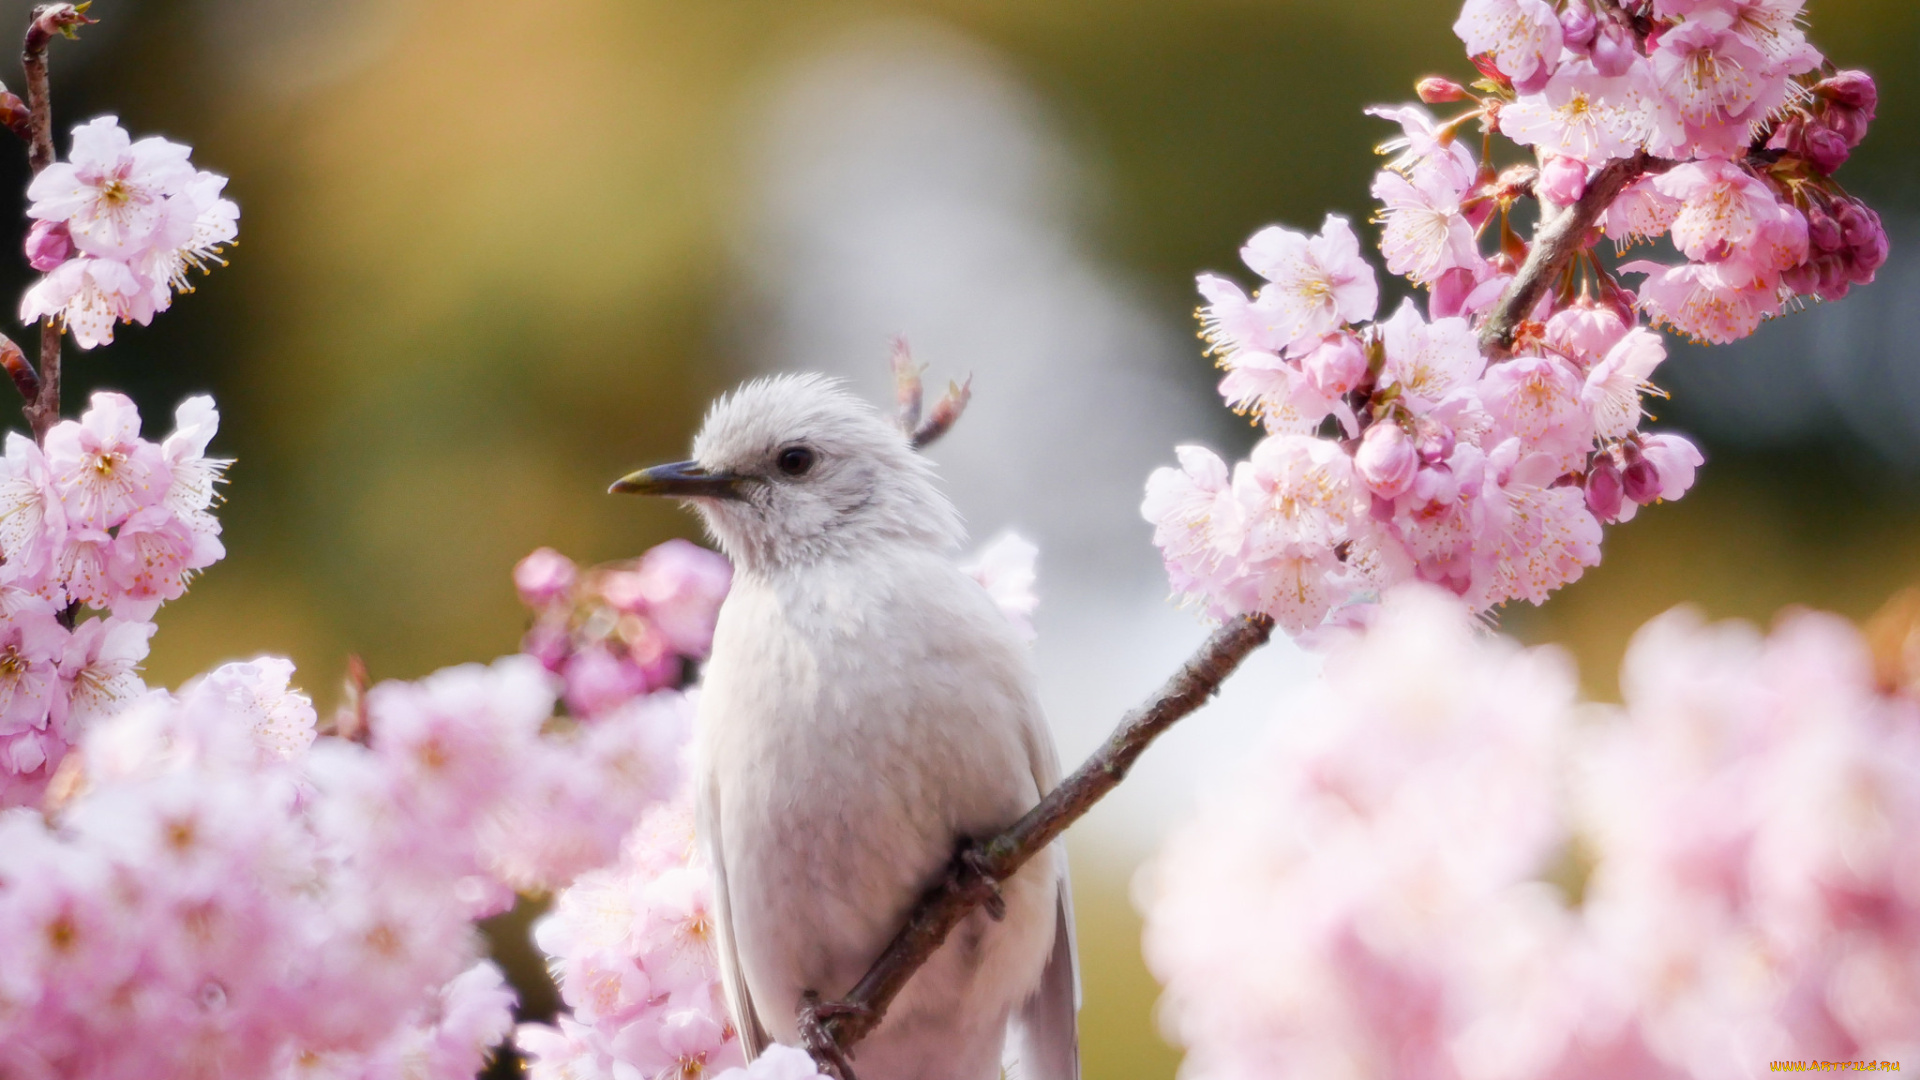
[612,374,1078,1080]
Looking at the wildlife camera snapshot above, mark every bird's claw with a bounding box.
[798,990,870,1080]
[954,841,1007,921]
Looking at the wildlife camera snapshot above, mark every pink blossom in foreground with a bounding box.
[515,792,748,1080]
[1142,586,1920,1079]
[962,530,1040,644]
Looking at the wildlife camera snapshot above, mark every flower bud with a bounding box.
[1806,205,1844,254]
[1429,267,1478,320]
[1413,417,1456,465]
[1356,422,1417,499]
[1299,333,1368,396]
[1620,443,1661,505]
[1416,76,1468,104]
[1590,21,1636,78]
[1818,70,1878,114]
[1538,155,1587,207]
[1802,125,1851,175]
[24,220,69,272]
[513,546,578,609]
[1585,454,1624,522]
[1560,3,1598,50]
[1780,261,1820,296]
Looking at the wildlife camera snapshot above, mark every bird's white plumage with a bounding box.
[680,375,1077,1080]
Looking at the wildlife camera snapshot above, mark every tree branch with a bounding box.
[801,612,1277,1077]
[1476,151,1655,358]
[19,3,89,443]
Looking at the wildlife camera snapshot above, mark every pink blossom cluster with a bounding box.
[21,116,238,349]
[1143,0,1884,636]
[516,540,732,720]
[0,391,228,807]
[513,792,753,1080]
[0,636,701,1079]
[1459,0,1885,336]
[1142,585,1920,1078]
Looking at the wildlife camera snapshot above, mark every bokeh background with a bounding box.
[9,0,1917,1075]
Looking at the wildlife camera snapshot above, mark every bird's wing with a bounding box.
[701,776,771,1058]
[1008,844,1081,1080]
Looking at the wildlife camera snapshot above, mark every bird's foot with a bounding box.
[798,990,870,1080]
[953,839,1007,921]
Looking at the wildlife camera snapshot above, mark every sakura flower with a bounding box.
[1623,259,1778,345]
[1377,299,1485,408]
[0,432,67,593]
[1197,273,1290,358]
[1143,445,1243,611]
[176,657,317,762]
[1657,159,1792,265]
[1545,300,1632,361]
[1603,176,1683,247]
[1501,56,1654,164]
[44,391,167,532]
[106,506,198,619]
[25,116,196,261]
[0,596,67,739]
[56,616,154,733]
[1582,328,1668,443]
[1478,354,1594,471]
[1371,165,1482,284]
[1234,435,1364,562]
[1478,444,1603,606]
[19,254,158,350]
[158,395,229,538]
[1454,0,1564,89]
[1365,103,1479,191]
[1239,215,1379,352]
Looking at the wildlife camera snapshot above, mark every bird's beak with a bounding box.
[608,460,747,501]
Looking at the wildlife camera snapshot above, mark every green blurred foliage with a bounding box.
[9,0,1917,1075]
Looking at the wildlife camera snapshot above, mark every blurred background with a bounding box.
[8,0,1916,1075]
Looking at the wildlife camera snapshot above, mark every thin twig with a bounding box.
[800,613,1277,1076]
[1476,151,1656,358]
[19,5,87,443]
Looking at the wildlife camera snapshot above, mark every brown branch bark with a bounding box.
[1475,151,1655,359]
[18,4,89,443]
[801,612,1277,1077]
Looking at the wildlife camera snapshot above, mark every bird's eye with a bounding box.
[776,446,815,477]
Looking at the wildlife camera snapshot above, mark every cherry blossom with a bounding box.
[1237,215,1379,353]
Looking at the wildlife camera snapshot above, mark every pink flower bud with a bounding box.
[513,547,577,609]
[1413,418,1456,465]
[1416,77,1467,104]
[24,220,70,272]
[522,621,571,672]
[1818,70,1878,115]
[1355,423,1417,499]
[1585,454,1624,521]
[1590,21,1636,78]
[1802,126,1851,175]
[1299,333,1368,397]
[1620,443,1661,505]
[1538,156,1588,207]
[1559,3,1598,50]
[1806,206,1844,254]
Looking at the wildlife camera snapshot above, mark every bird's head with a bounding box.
[611,374,964,575]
